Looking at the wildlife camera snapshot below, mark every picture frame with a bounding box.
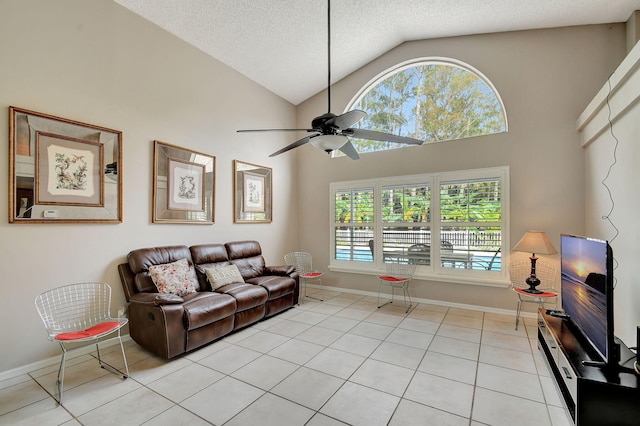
[234,160,272,223]
[153,141,215,224]
[9,106,122,223]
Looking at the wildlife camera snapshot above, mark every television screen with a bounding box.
[560,234,613,363]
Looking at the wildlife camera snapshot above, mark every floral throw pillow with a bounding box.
[205,264,244,289]
[149,258,197,296]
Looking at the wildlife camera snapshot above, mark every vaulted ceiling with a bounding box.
[115,0,640,105]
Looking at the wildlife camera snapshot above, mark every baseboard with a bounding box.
[305,283,536,320]
[0,335,132,383]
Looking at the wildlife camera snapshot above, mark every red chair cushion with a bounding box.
[514,288,558,298]
[55,321,121,341]
[380,275,407,282]
[302,271,322,278]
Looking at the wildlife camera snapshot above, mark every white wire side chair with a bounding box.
[34,282,129,405]
[509,259,558,330]
[285,252,324,302]
[377,260,417,313]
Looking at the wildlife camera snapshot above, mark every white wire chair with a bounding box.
[377,260,417,313]
[285,252,324,302]
[509,259,558,330]
[34,282,129,405]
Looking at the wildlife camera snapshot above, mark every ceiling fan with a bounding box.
[237,0,424,160]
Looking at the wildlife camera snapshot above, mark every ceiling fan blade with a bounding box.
[346,128,424,145]
[326,110,366,130]
[339,140,360,160]
[269,136,312,157]
[237,128,314,133]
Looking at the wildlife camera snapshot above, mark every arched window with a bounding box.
[345,58,507,154]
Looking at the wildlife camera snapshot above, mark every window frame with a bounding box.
[340,57,508,156]
[329,166,510,287]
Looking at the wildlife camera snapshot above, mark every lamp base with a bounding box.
[524,274,542,294]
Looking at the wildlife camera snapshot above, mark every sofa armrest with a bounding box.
[265,264,297,277]
[129,293,185,305]
[129,293,160,305]
[154,294,185,305]
[127,294,187,359]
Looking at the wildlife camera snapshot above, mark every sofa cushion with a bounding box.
[205,264,244,289]
[127,245,199,293]
[183,293,237,331]
[215,283,269,311]
[190,243,229,264]
[247,275,296,300]
[226,241,265,279]
[149,258,198,296]
[190,243,231,289]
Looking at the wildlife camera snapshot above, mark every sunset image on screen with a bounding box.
[561,235,608,359]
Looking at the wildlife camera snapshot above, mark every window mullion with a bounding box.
[373,181,382,268]
[432,175,442,270]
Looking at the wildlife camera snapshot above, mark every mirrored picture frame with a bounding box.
[9,106,122,223]
[234,160,272,223]
[153,140,215,224]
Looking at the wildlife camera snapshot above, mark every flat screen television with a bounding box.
[560,234,616,367]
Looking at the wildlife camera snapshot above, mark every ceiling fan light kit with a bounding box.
[237,0,424,160]
[310,134,349,153]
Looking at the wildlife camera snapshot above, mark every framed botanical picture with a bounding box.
[8,106,122,223]
[36,132,104,206]
[167,158,205,211]
[153,141,215,224]
[234,160,272,223]
[242,171,266,213]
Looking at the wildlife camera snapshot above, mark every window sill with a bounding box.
[328,264,510,288]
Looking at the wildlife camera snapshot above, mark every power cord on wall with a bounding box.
[604,74,640,378]
[602,72,620,286]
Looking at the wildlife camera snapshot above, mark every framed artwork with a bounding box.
[167,158,205,211]
[36,132,104,206]
[234,160,272,223]
[153,141,215,224]
[8,106,122,223]
[242,171,266,213]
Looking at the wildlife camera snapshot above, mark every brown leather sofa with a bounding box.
[118,240,299,359]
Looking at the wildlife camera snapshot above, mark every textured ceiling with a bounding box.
[115,0,640,105]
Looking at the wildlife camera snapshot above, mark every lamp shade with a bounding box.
[512,231,557,255]
[310,134,348,152]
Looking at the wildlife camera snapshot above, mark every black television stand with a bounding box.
[537,309,639,425]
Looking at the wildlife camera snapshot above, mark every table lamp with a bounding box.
[512,231,557,294]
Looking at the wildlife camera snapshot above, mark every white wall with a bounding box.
[295,26,627,311]
[578,41,640,348]
[0,0,298,374]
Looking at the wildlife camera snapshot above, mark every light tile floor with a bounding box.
[0,289,574,426]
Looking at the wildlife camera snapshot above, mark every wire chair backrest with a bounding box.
[385,260,417,279]
[35,282,113,340]
[509,259,557,291]
[285,252,315,275]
